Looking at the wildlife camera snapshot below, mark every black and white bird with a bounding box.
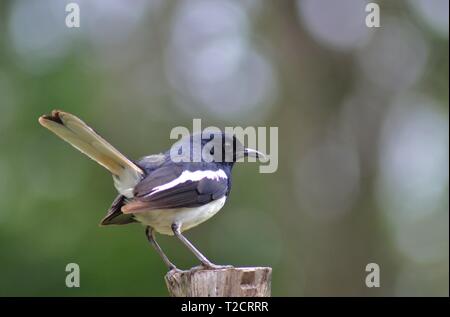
[39,110,265,270]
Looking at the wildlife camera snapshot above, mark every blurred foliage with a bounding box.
[0,0,448,296]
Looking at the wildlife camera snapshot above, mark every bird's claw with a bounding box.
[199,263,234,270]
[167,266,182,274]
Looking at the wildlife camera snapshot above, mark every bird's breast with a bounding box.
[133,197,227,235]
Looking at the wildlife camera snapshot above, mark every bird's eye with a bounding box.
[210,147,215,155]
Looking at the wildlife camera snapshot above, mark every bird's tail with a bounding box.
[39,110,143,197]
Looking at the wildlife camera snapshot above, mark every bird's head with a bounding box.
[170,131,266,165]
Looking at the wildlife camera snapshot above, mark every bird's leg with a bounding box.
[145,226,178,271]
[171,222,232,270]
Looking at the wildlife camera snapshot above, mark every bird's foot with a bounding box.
[167,265,182,274]
[195,263,234,270]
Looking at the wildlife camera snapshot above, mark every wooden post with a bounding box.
[165,267,272,297]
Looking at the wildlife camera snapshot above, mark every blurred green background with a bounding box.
[0,0,448,296]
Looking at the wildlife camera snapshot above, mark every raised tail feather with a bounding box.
[39,110,144,198]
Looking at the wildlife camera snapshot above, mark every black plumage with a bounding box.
[102,132,236,225]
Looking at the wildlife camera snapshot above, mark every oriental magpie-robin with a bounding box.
[39,111,265,270]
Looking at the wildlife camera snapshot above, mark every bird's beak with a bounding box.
[243,148,267,160]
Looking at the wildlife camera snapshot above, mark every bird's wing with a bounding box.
[100,194,137,226]
[135,153,167,173]
[121,165,228,213]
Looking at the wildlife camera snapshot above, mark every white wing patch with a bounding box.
[146,169,227,197]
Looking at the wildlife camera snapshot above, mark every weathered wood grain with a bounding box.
[165,267,272,297]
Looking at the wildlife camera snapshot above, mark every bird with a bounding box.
[38,110,265,271]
